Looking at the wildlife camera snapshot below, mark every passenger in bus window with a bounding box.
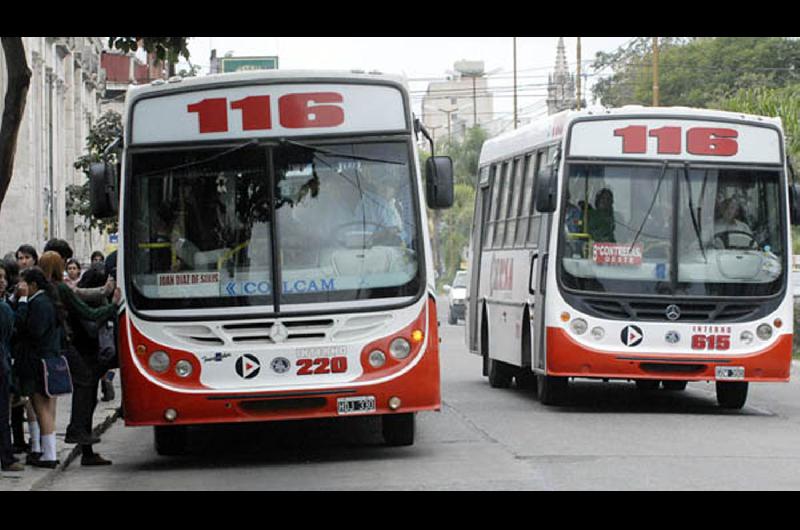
[587,188,616,243]
[713,197,755,249]
[355,182,404,247]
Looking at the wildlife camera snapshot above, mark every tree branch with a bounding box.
[0,37,32,214]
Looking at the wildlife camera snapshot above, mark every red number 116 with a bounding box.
[614,125,738,156]
[187,92,345,134]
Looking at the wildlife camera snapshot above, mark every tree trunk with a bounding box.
[0,37,32,215]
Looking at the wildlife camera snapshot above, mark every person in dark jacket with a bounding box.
[14,267,63,468]
[8,249,40,457]
[0,262,24,471]
[39,252,120,466]
[1,256,30,454]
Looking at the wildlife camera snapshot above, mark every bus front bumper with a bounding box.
[546,327,792,383]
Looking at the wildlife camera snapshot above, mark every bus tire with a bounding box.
[662,380,688,391]
[448,310,457,325]
[537,375,568,406]
[382,413,415,446]
[154,425,188,456]
[635,379,661,392]
[488,359,514,388]
[515,370,538,391]
[716,381,748,409]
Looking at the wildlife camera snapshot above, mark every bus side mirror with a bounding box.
[791,183,800,226]
[89,161,119,218]
[426,156,454,209]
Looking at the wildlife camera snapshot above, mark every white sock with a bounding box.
[28,421,41,453]
[41,433,57,461]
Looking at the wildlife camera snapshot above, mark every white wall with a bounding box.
[0,37,107,263]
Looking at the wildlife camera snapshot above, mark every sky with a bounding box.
[176,37,634,132]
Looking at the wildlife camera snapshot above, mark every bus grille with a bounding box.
[583,299,761,323]
[163,314,392,347]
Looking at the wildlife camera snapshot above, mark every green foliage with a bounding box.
[422,126,487,287]
[67,110,123,233]
[108,37,191,65]
[592,37,800,109]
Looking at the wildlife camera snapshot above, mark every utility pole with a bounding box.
[513,37,518,129]
[576,37,582,111]
[652,37,660,107]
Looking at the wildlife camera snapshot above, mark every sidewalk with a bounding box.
[0,372,122,491]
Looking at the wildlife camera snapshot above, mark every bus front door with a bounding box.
[467,181,491,352]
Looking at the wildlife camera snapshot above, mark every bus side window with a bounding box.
[504,157,524,248]
[515,153,534,247]
[484,164,501,250]
[527,149,547,245]
[494,161,511,248]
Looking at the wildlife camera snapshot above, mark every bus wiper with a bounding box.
[683,162,707,262]
[629,160,669,252]
[279,138,404,165]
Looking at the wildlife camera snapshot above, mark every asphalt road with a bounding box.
[39,299,800,491]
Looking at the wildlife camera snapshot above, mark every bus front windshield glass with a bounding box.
[559,163,784,297]
[128,141,420,310]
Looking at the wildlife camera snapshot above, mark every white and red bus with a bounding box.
[90,70,453,454]
[466,106,798,408]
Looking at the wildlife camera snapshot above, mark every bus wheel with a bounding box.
[488,359,514,388]
[662,380,688,391]
[515,370,538,391]
[537,375,568,406]
[154,425,188,456]
[382,413,415,446]
[716,381,748,409]
[635,379,661,392]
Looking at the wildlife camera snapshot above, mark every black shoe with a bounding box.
[65,432,101,445]
[81,454,112,466]
[2,461,25,472]
[25,452,43,465]
[12,442,30,454]
[101,381,115,402]
[30,458,59,469]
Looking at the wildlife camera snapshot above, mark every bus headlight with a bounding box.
[368,350,386,368]
[389,338,412,360]
[570,318,588,335]
[148,351,170,373]
[175,360,193,378]
[756,324,773,340]
[590,326,605,341]
[740,330,754,345]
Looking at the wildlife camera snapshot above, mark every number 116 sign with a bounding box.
[614,125,738,156]
[567,119,781,164]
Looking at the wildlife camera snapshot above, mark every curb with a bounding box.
[29,407,123,490]
[60,407,123,470]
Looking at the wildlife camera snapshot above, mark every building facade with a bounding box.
[422,60,493,145]
[0,37,109,262]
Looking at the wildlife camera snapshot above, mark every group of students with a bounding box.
[0,239,121,472]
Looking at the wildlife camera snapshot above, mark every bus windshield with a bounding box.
[559,162,784,297]
[127,141,421,311]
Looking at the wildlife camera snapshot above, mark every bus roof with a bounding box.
[479,106,783,166]
[125,69,409,103]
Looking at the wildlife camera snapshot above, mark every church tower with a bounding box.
[547,37,577,115]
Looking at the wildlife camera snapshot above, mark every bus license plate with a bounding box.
[716,366,745,380]
[337,396,376,415]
